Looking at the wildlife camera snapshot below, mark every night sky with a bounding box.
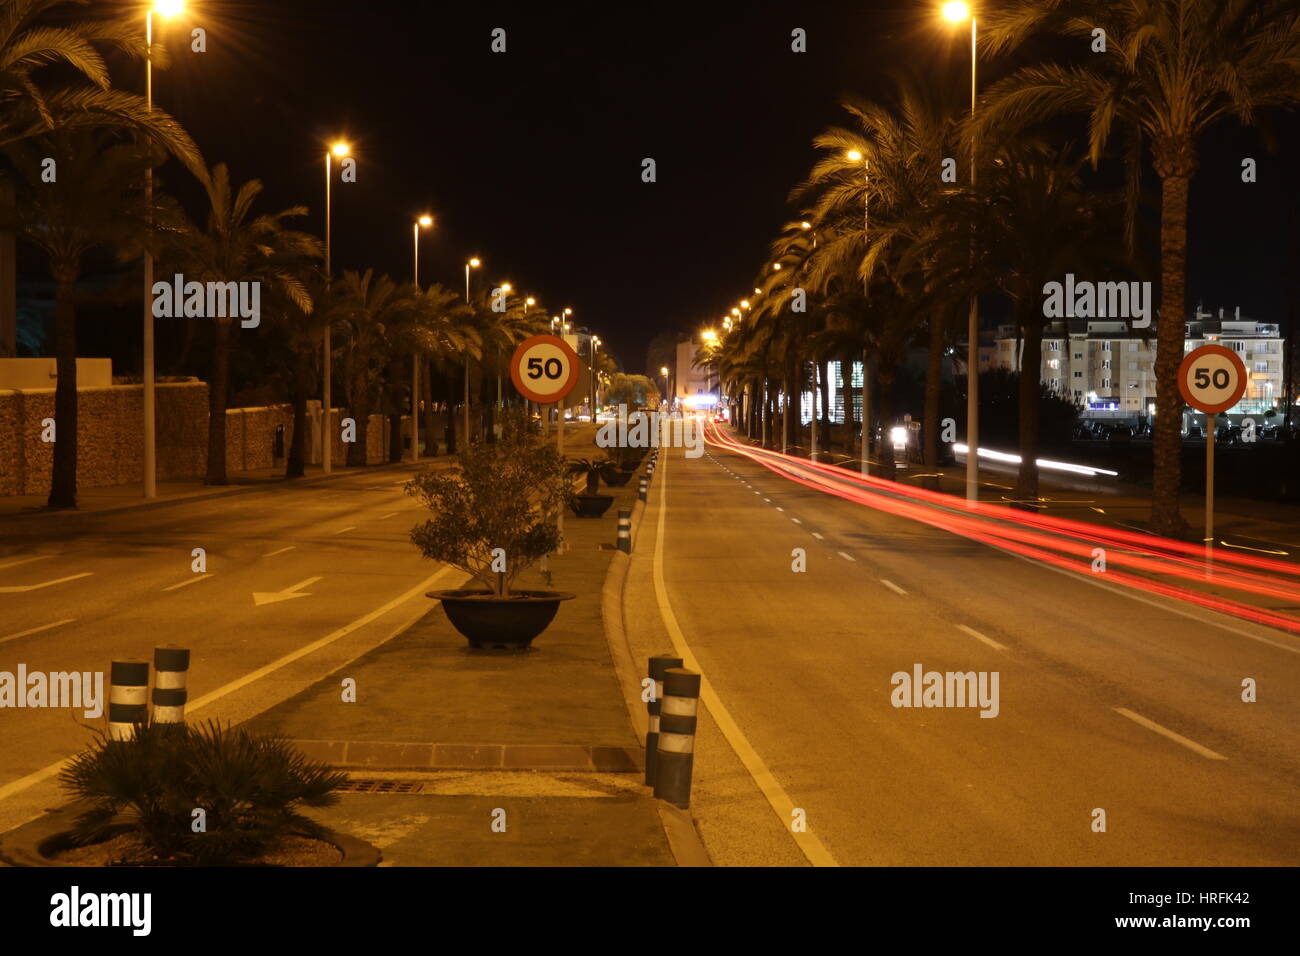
[44,1,1300,372]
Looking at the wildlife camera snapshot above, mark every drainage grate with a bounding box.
[337,779,425,794]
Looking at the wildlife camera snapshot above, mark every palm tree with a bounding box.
[0,0,200,166]
[326,269,419,467]
[977,0,1300,535]
[162,163,321,484]
[2,129,153,508]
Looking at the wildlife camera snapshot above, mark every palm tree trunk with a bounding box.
[878,362,896,482]
[923,313,944,471]
[781,366,793,454]
[423,357,436,456]
[47,272,78,509]
[817,359,831,453]
[860,348,871,475]
[286,347,309,478]
[206,319,232,485]
[445,370,458,455]
[1015,307,1044,503]
[1150,146,1194,537]
[346,343,370,466]
[840,355,853,458]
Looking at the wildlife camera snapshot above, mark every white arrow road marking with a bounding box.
[0,572,92,593]
[253,576,323,606]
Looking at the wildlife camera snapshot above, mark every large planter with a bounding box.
[429,588,576,650]
[570,493,614,517]
[604,469,634,487]
[0,803,381,868]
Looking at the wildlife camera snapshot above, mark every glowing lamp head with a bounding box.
[154,0,185,17]
[702,330,717,343]
[468,257,480,268]
[661,366,669,376]
[846,149,863,163]
[942,1,971,23]
[564,308,573,316]
[731,308,740,316]
[773,263,782,271]
[754,287,761,295]
[741,299,750,309]
[417,215,433,227]
[800,221,811,230]
[501,282,512,292]
[331,141,350,158]
[526,296,535,306]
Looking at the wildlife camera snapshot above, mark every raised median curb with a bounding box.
[597,452,715,867]
[291,739,642,772]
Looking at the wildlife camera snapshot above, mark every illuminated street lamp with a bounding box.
[942,0,980,503]
[410,214,433,461]
[463,257,481,443]
[319,139,350,474]
[142,0,186,497]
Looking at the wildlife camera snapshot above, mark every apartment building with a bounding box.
[995,307,1285,419]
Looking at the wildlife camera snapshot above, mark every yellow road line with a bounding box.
[650,451,840,867]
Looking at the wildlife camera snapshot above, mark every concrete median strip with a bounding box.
[290,740,642,772]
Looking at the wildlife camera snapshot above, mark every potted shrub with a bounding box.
[407,411,575,650]
[0,720,378,867]
[567,457,617,516]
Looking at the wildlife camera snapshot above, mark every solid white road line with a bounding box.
[0,572,93,593]
[650,454,839,868]
[162,574,212,592]
[957,624,1007,651]
[0,618,75,647]
[1113,707,1227,761]
[0,565,459,806]
[263,545,296,558]
[838,552,855,562]
[879,579,908,596]
[0,555,53,571]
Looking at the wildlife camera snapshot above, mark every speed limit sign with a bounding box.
[1177,344,1247,414]
[509,334,581,404]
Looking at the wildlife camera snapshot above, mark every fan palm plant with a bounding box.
[976,0,1300,534]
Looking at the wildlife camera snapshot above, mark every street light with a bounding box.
[320,139,349,475]
[463,257,481,445]
[410,214,433,461]
[942,0,980,503]
[142,0,186,497]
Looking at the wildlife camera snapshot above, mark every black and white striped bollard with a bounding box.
[638,476,648,502]
[152,645,190,726]
[653,667,701,809]
[617,509,632,553]
[644,654,683,787]
[108,659,150,741]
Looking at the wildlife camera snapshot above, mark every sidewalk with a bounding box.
[0,457,438,521]
[242,457,686,866]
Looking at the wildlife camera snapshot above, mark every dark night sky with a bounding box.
[70,1,1300,371]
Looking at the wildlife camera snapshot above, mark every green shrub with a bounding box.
[58,720,348,866]
[406,409,573,595]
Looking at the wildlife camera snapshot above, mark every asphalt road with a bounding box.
[626,437,1300,866]
[0,462,455,836]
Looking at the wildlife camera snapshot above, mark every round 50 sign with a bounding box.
[1177,344,1248,414]
[509,334,581,404]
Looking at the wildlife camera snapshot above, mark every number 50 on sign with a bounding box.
[509,334,581,405]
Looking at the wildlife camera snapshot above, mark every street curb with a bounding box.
[598,460,715,867]
[2,458,429,522]
[289,739,642,772]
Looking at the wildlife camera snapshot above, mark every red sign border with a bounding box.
[1177,344,1248,415]
[509,334,581,405]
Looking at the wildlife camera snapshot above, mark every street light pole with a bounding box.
[412,215,431,461]
[463,257,480,447]
[323,142,348,473]
[142,2,184,496]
